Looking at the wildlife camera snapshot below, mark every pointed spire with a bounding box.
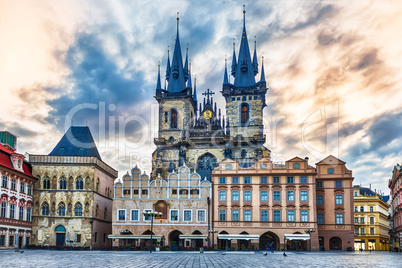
[156,62,162,90]
[252,37,258,76]
[165,46,170,81]
[222,115,225,130]
[184,43,189,82]
[199,102,202,112]
[193,75,197,104]
[223,58,229,84]
[187,59,192,88]
[260,55,265,82]
[231,38,237,77]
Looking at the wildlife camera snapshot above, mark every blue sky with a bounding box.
[1,0,401,194]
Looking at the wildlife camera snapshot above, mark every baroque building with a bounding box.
[388,163,402,251]
[353,185,390,251]
[110,165,211,250]
[152,8,270,181]
[0,133,36,249]
[29,126,117,249]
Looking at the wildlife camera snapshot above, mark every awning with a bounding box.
[218,234,260,240]
[284,234,310,241]
[108,235,162,240]
[179,235,208,240]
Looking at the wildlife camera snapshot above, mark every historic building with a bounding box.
[211,157,319,251]
[353,185,390,251]
[29,126,118,249]
[0,132,36,249]
[389,163,402,251]
[152,8,270,181]
[315,156,355,251]
[110,165,211,250]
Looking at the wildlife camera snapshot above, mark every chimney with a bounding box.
[369,183,371,189]
[304,157,309,164]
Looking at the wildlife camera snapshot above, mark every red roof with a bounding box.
[0,143,35,179]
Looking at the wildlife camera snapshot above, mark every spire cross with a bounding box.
[202,89,215,100]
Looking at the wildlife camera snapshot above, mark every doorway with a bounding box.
[55,225,66,248]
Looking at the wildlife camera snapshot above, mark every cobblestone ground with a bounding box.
[1,250,402,268]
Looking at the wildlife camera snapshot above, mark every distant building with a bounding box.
[0,138,37,249]
[111,165,211,250]
[29,126,117,249]
[0,131,17,151]
[389,163,402,251]
[353,185,390,251]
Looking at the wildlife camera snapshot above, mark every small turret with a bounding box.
[260,56,265,82]
[231,39,237,77]
[252,37,258,76]
[223,58,229,84]
[184,44,189,82]
[165,47,170,81]
[156,62,162,90]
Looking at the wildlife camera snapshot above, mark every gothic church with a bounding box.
[152,8,270,181]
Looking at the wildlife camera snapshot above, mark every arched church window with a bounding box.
[42,202,49,216]
[75,203,83,216]
[171,109,178,128]
[241,104,248,124]
[43,177,50,189]
[241,150,246,158]
[76,177,84,190]
[59,177,67,190]
[58,202,65,216]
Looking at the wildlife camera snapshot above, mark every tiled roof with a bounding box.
[0,144,34,178]
[49,126,101,160]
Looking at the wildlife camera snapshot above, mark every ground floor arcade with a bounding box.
[0,224,31,249]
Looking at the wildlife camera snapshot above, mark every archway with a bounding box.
[286,232,308,251]
[169,230,183,251]
[55,225,66,248]
[259,231,280,250]
[329,237,342,250]
[141,230,155,250]
[238,231,250,250]
[192,230,203,250]
[217,231,230,250]
[196,153,217,181]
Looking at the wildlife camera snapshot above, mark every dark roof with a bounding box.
[49,126,101,160]
[359,187,376,196]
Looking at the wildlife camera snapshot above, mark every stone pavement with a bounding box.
[0,250,402,268]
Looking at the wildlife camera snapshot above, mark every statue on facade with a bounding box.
[224,143,232,159]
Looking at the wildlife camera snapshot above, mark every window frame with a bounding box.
[286,176,294,184]
[219,177,226,184]
[317,213,324,224]
[197,209,206,222]
[273,176,280,184]
[260,177,268,184]
[170,209,179,222]
[232,190,239,201]
[232,209,239,221]
[335,194,343,205]
[336,213,344,225]
[273,210,281,222]
[219,191,227,201]
[244,190,251,201]
[232,177,239,184]
[287,210,295,222]
[183,209,192,222]
[287,191,295,201]
[219,209,226,221]
[261,210,268,222]
[300,176,308,184]
[273,191,281,201]
[117,209,126,221]
[300,190,308,201]
[300,210,308,222]
[130,209,139,221]
[244,177,251,184]
[244,210,252,221]
[260,191,268,201]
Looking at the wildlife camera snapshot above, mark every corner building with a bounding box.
[388,163,402,251]
[29,126,117,249]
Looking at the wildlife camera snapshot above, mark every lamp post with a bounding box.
[304,229,316,252]
[143,211,162,253]
[209,230,218,250]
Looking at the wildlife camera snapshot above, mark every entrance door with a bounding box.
[18,236,23,249]
[56,233,65,248]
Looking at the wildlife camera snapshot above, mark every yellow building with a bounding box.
[353,186,390,251]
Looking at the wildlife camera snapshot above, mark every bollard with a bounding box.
[200,247,204,253]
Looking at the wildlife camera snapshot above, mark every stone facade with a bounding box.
[111,165,211,250]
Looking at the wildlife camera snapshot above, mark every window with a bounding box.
[43,177,50,189]
[27,208,31,222]
[300,191,308,201]
[76,177,83,190]
[360,217,364,224]
[369,206,374,212]
[316,181,323,188]
[131,210,139,221]
[191,189,199,195]
[354,206,358,212]
[183,210,192,222]
[273,210,281,222]
[261,164,267,169]
[300,176,308,184]
[287,191,294,201]
[142,189,148,195]
[0,235,4,246]
[170,210,179,221]
[317,195,324,205]
[360,228,365,235]
[335,181,342,188]
[219,177,226,184]
[59,177,67,190]
[42,202,49,216]
[104,233,106,243]
[261,210,268,222]
[123,189,130,195]
[287,210,295,222]
[244,210,251,221]
[197,210,206,222]
[20,181,25,193]
[293,163,300,169]
[273,191,281,201]
[232,177,239,184]
[75,203,82,216]
[244,191,251,201]
[1,202,6,218]
[317,213,324,224]
[172,189,177,195]
[301,210,308,222]
[164,111,168,122]
[328,168,334,174]
[354,191,358,197]
[58,203,65,216]
[18,206,24,220]
[355,228,359,235]
[9,236,13,246]
[219,191,226,201]
[260,177,268,184]
[2,176,7,188]
[360,206,364,212]
[335,195,343,205]
[28,185,32,195]
[94,232,98,243]
[117,209,126,221]
[286,176,294,184]
[76,234,81,243]
[225,164,232,170]
[219,210,226,221]
[11,179,16,190]
[232,209,239,221]
[354,217,359,223]
[370,228,374,235]
[143,209,152,221]
[171,109,178,128]
[241,104,248,124]
[273,176,280,184]
[336,213,344,224]
[232,191,239,201]
[261,191,268,201]
[104,208,107,220]
[244,177,251,184]
[370,217,374,224]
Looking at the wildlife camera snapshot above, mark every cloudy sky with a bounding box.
[1,0,401,193]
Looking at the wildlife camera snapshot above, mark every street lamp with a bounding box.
[304,229,316,252]
[209,230,218,250]
[143,211,162,253]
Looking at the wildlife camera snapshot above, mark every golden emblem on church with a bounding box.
[203,110,212,119]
